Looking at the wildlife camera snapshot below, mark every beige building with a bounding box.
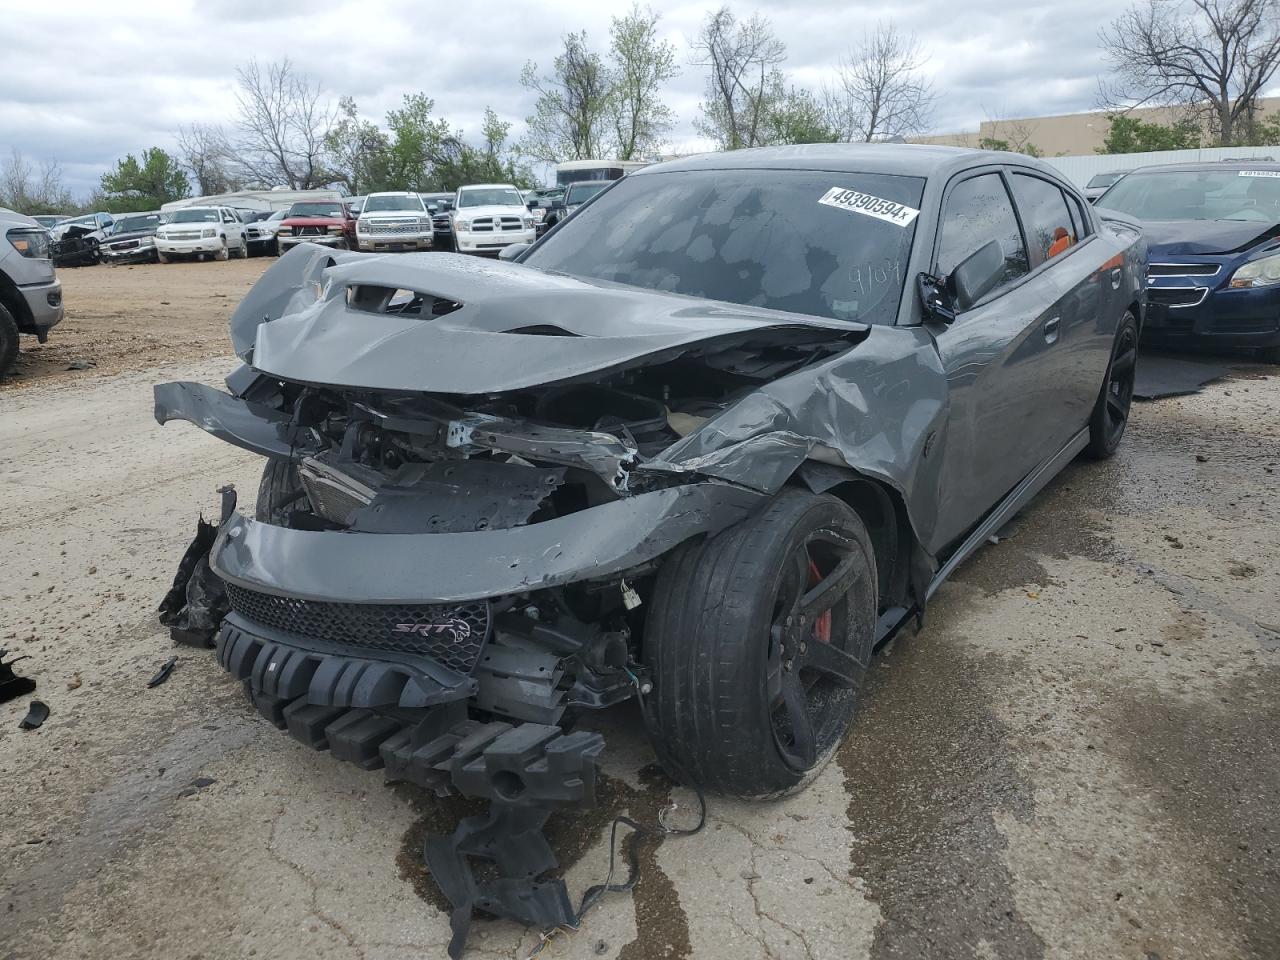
[912,98,1280,156]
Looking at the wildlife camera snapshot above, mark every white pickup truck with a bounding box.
[451,184,536,255]
[154,206,248,262]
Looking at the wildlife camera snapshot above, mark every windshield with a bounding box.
[566,182,610,206]
[287,201,345,218]
[1096,169,1280,221]
[114,214,163,232]
[1087,173,1125,189]
[63,215,96,228]
[458,188,522,208]
[169,208,220,223]
[33,215,63,227]
[524,169,925,325]
[363,194,424,213]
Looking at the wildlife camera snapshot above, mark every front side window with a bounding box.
[936,173,1029,292]
[1011,174,1077,268]
[524,168,925,325]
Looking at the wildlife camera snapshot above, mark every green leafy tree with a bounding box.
[763,86,839,144]
[99,147,189,212]
[608,5,679,160]
[325,96,392,194]
[383,93,458,191]
[521,32,613,162]
[437,109,537,191]
[1099,113,1201,153]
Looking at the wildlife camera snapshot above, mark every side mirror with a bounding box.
[498,242,531,261]
[950,239,1005,310]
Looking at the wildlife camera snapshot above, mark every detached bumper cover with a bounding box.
[211,482,765,604]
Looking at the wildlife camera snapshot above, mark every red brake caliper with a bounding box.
[808,559,832,643]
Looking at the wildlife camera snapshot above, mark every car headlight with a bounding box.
[1228,252,1280,288]
[357,220,370,234]
[455,220,470,233]
[139,236,155,246]
[201,228,216,238]
[522,217,534,229]
[327,225,343,234]
[532,208,546,223]
[7,228,51,259]
[418,217,432,228]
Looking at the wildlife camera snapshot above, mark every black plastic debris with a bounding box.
[19,700,49,730]
[0,649,36,704]
[1134,352,1229,400]
[158,487,236,647]
[147,656,178,688]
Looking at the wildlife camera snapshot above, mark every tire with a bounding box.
[215,239,230,262]
[0,302,19,378]
[157,252,170,264]
[1085,311,1138,459]
[235,237,248,259]
[642,489,878,798]
[255,457,304,523]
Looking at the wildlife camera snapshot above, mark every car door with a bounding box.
[927,169,1080,552]
[220,208,242,244]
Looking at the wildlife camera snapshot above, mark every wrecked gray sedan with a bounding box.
[155,144,1145,954]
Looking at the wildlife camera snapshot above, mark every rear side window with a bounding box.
[936,173,1029,290]
[1011,174,1078,267]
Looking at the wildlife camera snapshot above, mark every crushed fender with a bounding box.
[157,488,236,647]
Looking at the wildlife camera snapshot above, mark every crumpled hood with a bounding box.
[1143,218,1280,256]
[231,244,864,393]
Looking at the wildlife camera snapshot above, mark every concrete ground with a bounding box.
[2,310,1277,959]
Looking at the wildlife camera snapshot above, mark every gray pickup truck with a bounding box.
[0,207,64,376]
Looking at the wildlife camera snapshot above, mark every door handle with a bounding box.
[1110,267,1123,290]
[1043,316,1061,345]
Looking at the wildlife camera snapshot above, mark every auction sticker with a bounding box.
[818,187,920,226]
[1238,170,1280,177]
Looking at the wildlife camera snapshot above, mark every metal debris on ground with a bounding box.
[18,700,50,730]
[147,656,178,688]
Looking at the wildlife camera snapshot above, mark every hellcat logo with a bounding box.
[393,618,472,641]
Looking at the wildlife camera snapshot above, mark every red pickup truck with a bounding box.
[276,200,357,253]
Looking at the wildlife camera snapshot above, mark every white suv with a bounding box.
[155,206,248,262]
[356,193,434,252]
[452,184,536,255]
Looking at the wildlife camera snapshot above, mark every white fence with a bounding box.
[1042,146,1280,188]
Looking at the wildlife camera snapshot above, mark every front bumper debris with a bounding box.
[218,613,604,959]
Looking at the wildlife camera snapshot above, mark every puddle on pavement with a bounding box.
[1103,665,1280,958]
[838,620,1046,960]
[393,763,692,959]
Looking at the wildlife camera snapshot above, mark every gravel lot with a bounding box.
[2,262,1278,960]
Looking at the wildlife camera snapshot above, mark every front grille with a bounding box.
[167,230,203,240]
[1149,263,1220,277]
[1148,287,1207,307]
[106,239,140,251]
[225,583,491,674]
[364,219,423,235]
[469,216,524,233]
[292,226,327,236]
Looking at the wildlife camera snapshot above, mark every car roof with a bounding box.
[636,143,1058,181]
[459,183,517,190]
[366,191,416,197]
[1120,160,1280,176]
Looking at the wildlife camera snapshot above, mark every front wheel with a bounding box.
[215,239,230,262]
[0,303,19,378]
[157,251,170,263]
[642,490,878,798]
[1085,311,1138,459]
[235,237,248,259]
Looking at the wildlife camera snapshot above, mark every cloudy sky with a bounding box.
[2,0,1121,198]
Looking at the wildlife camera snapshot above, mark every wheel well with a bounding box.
[1128,298,1142,334]
[0,268,35,332]
[791,466,918,612]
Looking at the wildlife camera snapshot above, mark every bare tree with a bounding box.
[521,33,613,163]
[0,149,74,214]
[176,123,238,195]
[823,23,935,142]
[1100,0,1280,145]
[608,5,679,160]
[233,58,335,188]
[692,7,787,150]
